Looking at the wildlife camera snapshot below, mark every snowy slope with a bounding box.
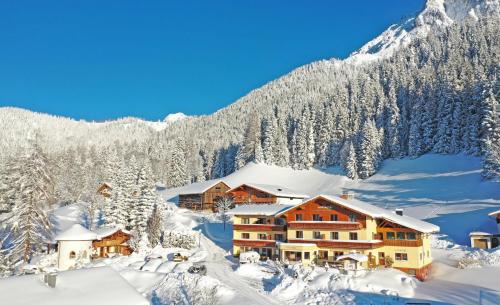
[164,154,500,245]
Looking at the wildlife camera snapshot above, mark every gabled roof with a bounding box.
[228,183,309,199]
[55,224,98,241]
[0,267,149,305]
[178,179,229,195]
[227,203,298,216]
[94,226,130,239]
[277,194,440,234]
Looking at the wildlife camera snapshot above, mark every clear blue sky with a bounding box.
[0,0,424,121]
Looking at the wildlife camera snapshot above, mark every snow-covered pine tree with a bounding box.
[357,120,382,179]
[236,115,263,168]
[167,139,189,188]
[8,135,53,262]
[340,140,358,179]
[262,115,277,165]
[146,204,164,247]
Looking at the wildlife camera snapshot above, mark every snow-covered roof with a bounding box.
[278,195,440,234]
[336,253,368,262]
[488,210,500,217]
[229,183,309,198]
[177,179,228,195]
[469,231,492,236]
[228,204,298,216]
[93,226,130,239]
[0,267,149,305]
[55,224,98,241]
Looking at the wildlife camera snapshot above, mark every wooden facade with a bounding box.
[92,229,132,257]
[281,197,367,228]
[228,184,278,204]
[97,182,112,198]
[178,181,230,212]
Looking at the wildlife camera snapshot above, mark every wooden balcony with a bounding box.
[382,239,423,247]
[233,196,277,204]
[233,239,276,247]
[287,239,383,249]
[233,224,286,231]
[288,221,362,230]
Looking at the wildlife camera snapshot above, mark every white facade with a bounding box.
[54,224,98,271]
[57,240,93,271]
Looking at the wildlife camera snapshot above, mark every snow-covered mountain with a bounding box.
[349,0,499,62]
[0,0,498,185]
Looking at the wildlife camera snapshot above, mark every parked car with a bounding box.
[239,251,260,264]
[188,264,207,276]
[173,253,189,262]
[145,253,163,262]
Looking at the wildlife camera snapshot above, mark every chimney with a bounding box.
[340,191,354,200]
[395,209,403,216]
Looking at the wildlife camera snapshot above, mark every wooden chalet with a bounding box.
[178,180,230,211]
[92,227,133,257]
[97,182,112,199]
[227,183,308,205]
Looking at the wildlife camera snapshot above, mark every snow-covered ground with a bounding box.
[5,154,498,305]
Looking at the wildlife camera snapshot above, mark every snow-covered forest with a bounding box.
[0,0,498,267]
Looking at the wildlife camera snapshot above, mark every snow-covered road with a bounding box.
[199,232,282,305]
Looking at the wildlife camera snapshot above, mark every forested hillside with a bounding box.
[0,0,498,216]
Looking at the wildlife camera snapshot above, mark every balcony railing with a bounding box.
[382,239,423,247]
[287,239,383,249]
[233,224,286,231]
[233,196,277,204]
[288,221,362,230]
[233,239,276,247]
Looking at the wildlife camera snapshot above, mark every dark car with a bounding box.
[188,264,207,276]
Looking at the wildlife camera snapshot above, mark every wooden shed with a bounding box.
[178,180,230,212]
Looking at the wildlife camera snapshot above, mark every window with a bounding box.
[349,214,357,222]
[333,251,344,259]
[330,214,338,221]
[396,232,405,240]
[242,218,250,224]
[275,234,284,241]
[304,252,310,260]
[274,218,285,225]
[256,218,265,224]
[241,233,250,239]
[318,250,328,260]
[258,234,267,240]
[330,232,339,240]
[69,251,76,259]
[296,231,303,239]
[395,253,408,261]
[313,214,322,221]
[386,232,395,240]
[349,232,358,240]
[407,232,417,240]
[295,214,303,221]
[313,231,322,239]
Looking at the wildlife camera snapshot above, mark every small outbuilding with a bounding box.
[336,253,368,271]
[55,224,97,271]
